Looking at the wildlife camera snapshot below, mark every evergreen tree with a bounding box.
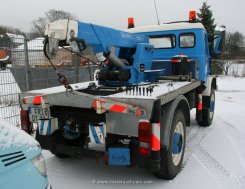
[197,2,216,35]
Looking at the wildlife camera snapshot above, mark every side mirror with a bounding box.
[210,29,226,58]
[213,35,222,54]
[43,37,59,59]
[69,37,87,53]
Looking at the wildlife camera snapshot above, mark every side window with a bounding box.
[149,35,176,49]
[179,33,195,48]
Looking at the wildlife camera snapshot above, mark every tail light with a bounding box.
[21,109,31,134]
[138,120,151,155]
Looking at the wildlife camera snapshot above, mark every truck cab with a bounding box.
[127,22,211,81]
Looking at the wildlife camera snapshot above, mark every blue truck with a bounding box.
[19,11,222,179]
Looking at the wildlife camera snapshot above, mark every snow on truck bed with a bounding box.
[42,76,245,189]
[24,80,193,100]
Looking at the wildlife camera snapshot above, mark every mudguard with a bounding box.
[160,95,190,149]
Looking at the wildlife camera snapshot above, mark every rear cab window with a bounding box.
[179,33,195,48]
[149,35,176,49]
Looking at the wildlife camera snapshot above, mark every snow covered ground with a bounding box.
[0,69,21,125]
[42,76,245,189]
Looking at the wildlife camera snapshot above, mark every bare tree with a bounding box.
[223,60,233,75]
[243,62,245,77]
[30,9,77,38]
[0,25,25,36]
[231,64,239,77]
[225,31,244,55]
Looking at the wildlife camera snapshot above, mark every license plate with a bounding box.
[29,107,50,122]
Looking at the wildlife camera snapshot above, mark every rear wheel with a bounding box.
[198,88,215,127]
[154,109,186,179]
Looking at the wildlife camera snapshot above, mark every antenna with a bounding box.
[154,0,160,25]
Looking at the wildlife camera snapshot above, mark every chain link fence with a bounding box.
[0,36,98,126]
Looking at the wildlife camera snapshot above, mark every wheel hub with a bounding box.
[172,121,184,166]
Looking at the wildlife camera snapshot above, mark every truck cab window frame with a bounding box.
[179,33,195,48]
[149,34,176,49]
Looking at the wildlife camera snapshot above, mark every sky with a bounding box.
[0,0,244,34]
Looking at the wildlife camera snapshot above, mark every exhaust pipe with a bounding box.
[103,51,126,68]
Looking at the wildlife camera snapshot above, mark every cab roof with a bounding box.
[127,22,205,33]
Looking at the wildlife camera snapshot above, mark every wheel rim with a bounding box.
[210,92,215,119]
[172,121,184,166]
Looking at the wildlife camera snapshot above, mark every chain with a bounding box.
[47,58,73,92]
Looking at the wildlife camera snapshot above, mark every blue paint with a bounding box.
[77,22,148,53]
[172,132,182,154]
[76,21,223,85]
[210,100,215,112]
[108,148,130,166]
[39,119,51,135]
[28,106,31,114]
[138,29,210,82]
[47,120,51,135]
[214,35,222,54]
[90,126,100,143]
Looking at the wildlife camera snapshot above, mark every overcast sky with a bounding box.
[0,0,244,34]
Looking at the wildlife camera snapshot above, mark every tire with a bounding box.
[198,87,215,127]
[154,109,186,179]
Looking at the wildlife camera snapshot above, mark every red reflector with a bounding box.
[20,110,31,134]
[32,96,43,105]
[197,94,203,111]
[109,104,127,113]
[198,102,203,110]
[138,121,151,155]
[171,59,179,63]
[139,146,151,155]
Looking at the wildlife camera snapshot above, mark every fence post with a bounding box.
[24,37,30,91]
[72,54,80,83]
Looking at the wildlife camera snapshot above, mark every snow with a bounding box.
[0,69,21,104]
[26,80,193,101]
[127,23,204,33]
[0,118,39,150]
[1,67,245,188]
[110,81,193,99]
[16,37,44,51]
[24,81,92,95]
[5,33,24,44]
[42,76,245,189]
[0,69,21,125]
[227,63,245,77]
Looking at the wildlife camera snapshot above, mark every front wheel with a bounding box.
[154,109,186,180]
[198,88,215,127]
